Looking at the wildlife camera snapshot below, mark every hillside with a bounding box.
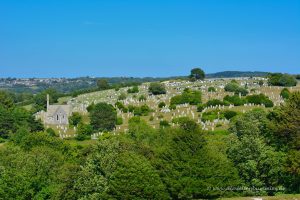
[206,71,269,78]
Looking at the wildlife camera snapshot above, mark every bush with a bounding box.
[138,95,146,101]
[148,82,166,95]
[118,93,127,100]
[130,105,151,116]
[280,88,291,99]
[127,86,139,93]
[246,94,274,107]
[202,110,223,122]
[223,95,246,106]
[158,102,166,108]
[46,128,56,137]
[234,87,249,96]
[170,89,202,105]
[140,104,151,116]
[224,82,240,92]
[169,104,176,110]
[208,87,216,92]
[223,110,238,120]
[206,99,227,107]
[116,117,123,125]
[224,82,248,96]
[160,120,170,127]
[77,123,93,136]
[197,104,205,112]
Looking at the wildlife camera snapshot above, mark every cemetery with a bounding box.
[39,76,300,140]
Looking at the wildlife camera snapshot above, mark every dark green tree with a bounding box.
[97,79,110,90]
[280,88,291,100]
[69,112,83,126]
[148,82,166,95]
[190,68,205,80]
[89,103,117,131]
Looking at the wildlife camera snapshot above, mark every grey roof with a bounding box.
[47,105,71,116]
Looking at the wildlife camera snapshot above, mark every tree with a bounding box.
[33,88,61,111]
[89,103,117,131]
[270,92,300,149]
[74,138,169,199]
[280,88,291,100]
[0,90,14,109]
[108,152,169,199]
[190,68,205,80]
[268,73,297,87]
[97,79,110,90]
[228,109,286,195]
[69,112,83,126]
[148,82,166,95]
[224,82,240,92]
[76,123,93,140]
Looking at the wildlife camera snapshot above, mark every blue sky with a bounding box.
[0,0,299,77]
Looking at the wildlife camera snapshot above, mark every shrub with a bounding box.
[208,87,216,92]
[169,104,176,110]
[138,95,147,101]
[223,110,238,120]
[46,128,56,137]
[246,94,274,107]
[206,99,227,107]
[148,82,166,95]
[234,87,249,96]
[118,93,127,100]
[127,86,139,93]
[202,110,223,122]
[224,82,248,96]
[197,104,205,112]
[170,89,202,105]
[223,95,246,106]
[158,102,166,108]
[116,117,123,125]
[224,82,240,92]
[160,120,170,127]
[280,88,291,99]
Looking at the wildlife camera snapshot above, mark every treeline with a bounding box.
[2,77,170,94]
[206,71,269,78]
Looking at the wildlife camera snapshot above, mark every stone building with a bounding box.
[43,94,72,125]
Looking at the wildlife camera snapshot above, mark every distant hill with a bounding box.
[206,71,269,78]
[0,71,270,94]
